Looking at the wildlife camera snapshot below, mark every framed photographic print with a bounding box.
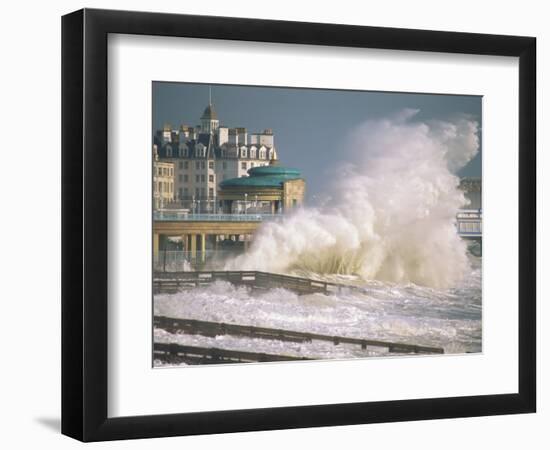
[61,8,536,442]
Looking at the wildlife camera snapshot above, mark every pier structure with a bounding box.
[153,160,305,269]
[153,213,267,265]
[456,208,482,240]
[456,208,482,256]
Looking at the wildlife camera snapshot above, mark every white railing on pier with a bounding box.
[456,209,482,238]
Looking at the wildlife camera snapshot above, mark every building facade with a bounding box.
[153,146,174,210]
[154,102,278,211]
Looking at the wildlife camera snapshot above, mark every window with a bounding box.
[183,187,188,197]
[250,148,256,158]
[178,188,183,198]
[209,174,214,183]
[184,174,188,182]
[251,162,255,167]
[184,161,188,169]
[259,150,266,159]
[195,161,200,170]
[209,188,214,197]
[196,175,200,183]
[241,162,247,170]
[209,161,214,169]
[166,146,172,157]
[178,174,183,182]
[241,148,247,158]
[178,161,183,169]
[201,161,206,169]
[201,174,206,182]
[195,187,200,198]
[222,162,227,170]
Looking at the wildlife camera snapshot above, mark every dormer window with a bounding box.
[179,145,189,158]
[195,144,206,158]
[240,147,247,158]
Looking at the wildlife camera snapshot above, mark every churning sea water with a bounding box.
[154,112,482,365]
[154,255,481,365]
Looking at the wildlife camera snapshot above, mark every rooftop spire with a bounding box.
[209,85,212,105]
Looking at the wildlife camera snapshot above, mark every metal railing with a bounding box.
[456,208,482,238]
[153,250,240,272]
[154,212,282,222]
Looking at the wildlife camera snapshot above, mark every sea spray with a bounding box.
[225,110,480,288]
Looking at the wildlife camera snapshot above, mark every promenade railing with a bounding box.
[153,212,282,222]
[154,250,239,272]
[456,208,482,237]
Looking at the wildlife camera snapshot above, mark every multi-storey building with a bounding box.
[154,102,278,211]
[152,146,174,210]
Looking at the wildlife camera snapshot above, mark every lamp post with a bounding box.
[244,193,248,215]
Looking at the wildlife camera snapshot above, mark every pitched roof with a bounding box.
[200,104,218,120]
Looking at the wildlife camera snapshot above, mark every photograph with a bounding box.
[151,82,483,366]
[0,0,542,446]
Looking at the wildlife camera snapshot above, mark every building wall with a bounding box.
[153,160,174,209]
[283,179,306,210]
[167,157,271,210]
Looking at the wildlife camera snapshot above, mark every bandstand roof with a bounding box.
[219,165,302,189]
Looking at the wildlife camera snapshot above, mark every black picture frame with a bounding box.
[61,8,536,442]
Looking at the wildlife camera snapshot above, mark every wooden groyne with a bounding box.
[154,342,312,365]
[153,270,364,296]
[154,315,444,355]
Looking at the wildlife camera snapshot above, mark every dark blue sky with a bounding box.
[153,82,481,197]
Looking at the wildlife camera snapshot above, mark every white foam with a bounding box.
[226,111,479,289]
